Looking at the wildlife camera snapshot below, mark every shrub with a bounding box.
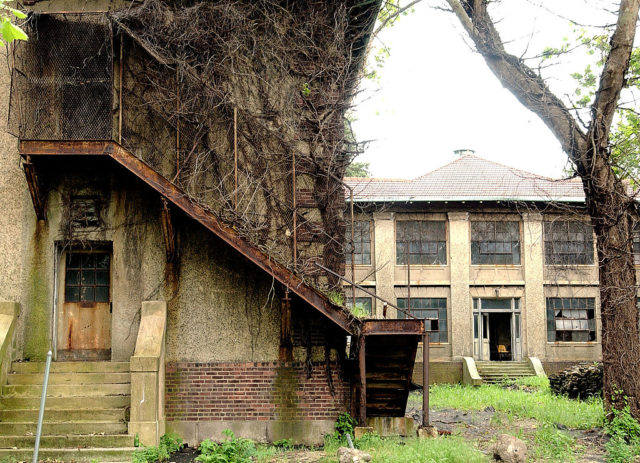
[132,432,184,463]
[196,429,256,463]
[334,412,357,439]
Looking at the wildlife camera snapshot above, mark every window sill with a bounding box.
[396,265,448,269]
[546,342,599,346]
[471,265,522,268]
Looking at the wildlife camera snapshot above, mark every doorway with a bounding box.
[473,298,522,361]
[56,250,112,361]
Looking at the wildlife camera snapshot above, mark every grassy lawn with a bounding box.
[422,376,604,429]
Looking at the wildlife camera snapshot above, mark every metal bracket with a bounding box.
[23,156,46,221]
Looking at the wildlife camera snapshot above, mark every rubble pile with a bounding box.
[549,363,602,399]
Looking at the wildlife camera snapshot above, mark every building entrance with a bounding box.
[473,298,521,361]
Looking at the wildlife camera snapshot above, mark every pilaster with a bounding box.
[448,212,471,358]
[522,212,545,358]
[373,212,395,317]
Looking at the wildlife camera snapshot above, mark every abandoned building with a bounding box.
[0,0,432,460]
[344,150,615,383]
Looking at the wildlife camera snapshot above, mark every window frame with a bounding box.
[346,220,372,266]
[544,220,595,266]
[64,251,111,304]
[470,220,521,265]
[546,297,596,343]
[395,220,447,266]
[396,297,448,343]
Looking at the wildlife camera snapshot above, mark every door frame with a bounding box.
[472,297,522,361]
[53,241,113,361]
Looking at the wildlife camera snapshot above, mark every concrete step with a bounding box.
[2,383,130,397]
[0,421,128,436]
[0,408,126,422]
[0,395,129,409]
[7,372,130,385]
[477,370,534,375]
[0,447,135,461]
[11,361,130,374]
[0,433,133,449]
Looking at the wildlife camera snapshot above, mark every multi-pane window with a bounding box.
[65,253,110,303]
[396,221,446,265]
[546,298,596,342]
[397,297,448,342]
[633,223,640,265]
[544,221,594,265]
[471,221,521,265]
[346,221,371,265]
[347,297,372,316]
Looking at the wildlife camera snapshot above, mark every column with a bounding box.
[522,212,545,358]
[373,211,395,317]
[448,212,471,358]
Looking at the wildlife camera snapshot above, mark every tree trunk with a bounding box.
[445,0,640,416]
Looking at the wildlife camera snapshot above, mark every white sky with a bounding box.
[351,0,618,179]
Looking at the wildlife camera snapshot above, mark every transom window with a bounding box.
[546,298,596,342]
[65,252,110,303]
[346,220,371,265]
[396,221,446,265]
[471,221,521,265]
[544,221,594,265]
[397,297,448,342]
[347,297,372,316]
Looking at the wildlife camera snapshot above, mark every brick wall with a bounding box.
[165,361,349,421]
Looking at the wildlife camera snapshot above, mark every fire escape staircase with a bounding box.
[18,139,425,427]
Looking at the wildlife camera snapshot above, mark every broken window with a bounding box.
[544,221,594,265]
[396,221,446,265]
[65,252,110,303]
[346,297,372,316]
[397,297,448,342]
[346,220,371,265]
[70,197,101,228]
[471,221,521,265]
[546,298,596,342]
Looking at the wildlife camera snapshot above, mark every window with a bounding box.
[397,298,448,342]
[65,252,110,303]
[633,223,640,265]
[471,221,521,265]
[70,197,101,228]
[347,297,372,316]
[396,221,446,265]
[346,221,371,265]
[544,221,594,265]
[546,298,596,342]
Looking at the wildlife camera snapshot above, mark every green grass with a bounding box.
[321,433,488,463]
[531,424,580,462]
[420,379,603,429]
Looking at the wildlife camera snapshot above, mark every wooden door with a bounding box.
[57,252,111,361]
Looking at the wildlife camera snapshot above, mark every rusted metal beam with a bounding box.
[423,332,429,427]
[23,157,45,220]
[361,319,424,336]
[160,198,177,263]
[19,140,356,334]
[279,290,293,361]
[358,334,366,426]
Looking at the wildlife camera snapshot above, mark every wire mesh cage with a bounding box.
[9,13,114,140]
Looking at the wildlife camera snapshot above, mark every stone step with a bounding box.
[0,447,135,461]
[2,383,130,397]
[0,395,129,409]
[7,372,130,385]
[477,370,534,374]
[0,433,133,449]
[0,421,128,436]
[0,408,126,422]
[11,361,130,374]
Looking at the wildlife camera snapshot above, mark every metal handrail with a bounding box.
[314,262,418,319]
[33,350,52,463]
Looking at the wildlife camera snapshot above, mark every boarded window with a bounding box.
[347,297,372,316]
[471,221,521,265]
[346,221,371,265]
[546,298,596,342]
[65,252,110,303]
[396,221,446,265]
[397,297,448,342]
[544,221,594,265]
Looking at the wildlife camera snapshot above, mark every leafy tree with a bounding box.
[442,0,640,417]
[0,2,27,44]
[345,161,371,177]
